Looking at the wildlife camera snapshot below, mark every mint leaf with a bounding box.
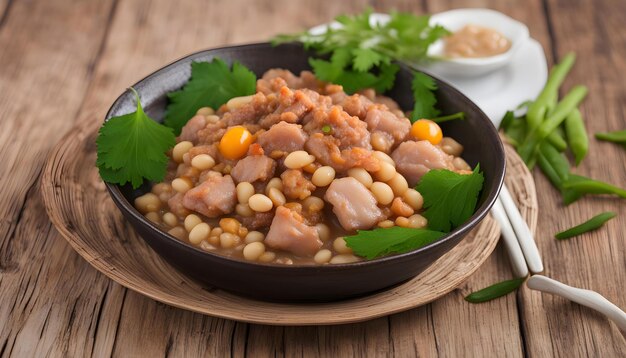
[344,227,446,260]
[417,166,484,232]
[96,88,175,189]
[164,59,256,134]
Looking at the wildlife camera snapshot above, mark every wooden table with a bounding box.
[1,0,624,356]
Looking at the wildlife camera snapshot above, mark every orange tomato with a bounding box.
[410,119,442,145]
[219,126,253,160]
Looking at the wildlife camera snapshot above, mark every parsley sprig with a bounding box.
[345,167,484,259]
[96,88,175,189]
[165,58,256,134]
[272,9,449,119]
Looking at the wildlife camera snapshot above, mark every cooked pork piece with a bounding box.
[178,114,206,143]
[281,169,316,200]
[230,155,276,184]
[325,177,386,231]
[182,175,237,217]
[264,206,323,256]
[391,140,455,186]
[257,122,308,153]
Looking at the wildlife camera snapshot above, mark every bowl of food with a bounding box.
[423,8,530,77]
[101,42,505,301]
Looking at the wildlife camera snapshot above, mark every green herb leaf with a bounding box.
[555,211,616,240]
[417,166,484,232]
[96,88,176,189]
[344,227,446,260]
[431,111,465,123]
[465,277,526,303]
[164,59,256,134]
[352,48,384,72]
[410,71,440,121]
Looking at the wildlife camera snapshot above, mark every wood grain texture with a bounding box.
[1,0,625,356]
[43,125,543,326]
[519,0,626,355]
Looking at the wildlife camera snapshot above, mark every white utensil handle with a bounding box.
[527,275,626,332]
[499,185,544,273]
[492,199,529,277]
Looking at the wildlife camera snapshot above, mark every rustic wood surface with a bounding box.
[0,0,624,356]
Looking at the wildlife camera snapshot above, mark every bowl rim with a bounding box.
[103,42,505,272]
[427,8,530,65]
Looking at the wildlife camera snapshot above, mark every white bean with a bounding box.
[329,254,360,264]
[403,189,424,211]
[243,242,266,261]
[191,154,216,170]
[162,212,178,227]
[172,178,192,193]
[311,166,336,187]
[374,161,396,182]
[245,231,265,244]
[226,95,254,111]
[184,214,202,232]
[172,141,193,163]
[284,150,315,169]
[236,182,255,204]
[333,237,353,254]
[268,187,286,207]
[189,223,210,245]
[248,194,273,212]
[388,173,409,196]
[314,249,332,264]
[134,193,161,213]
[348,168,373,188]
[370,182,394,205]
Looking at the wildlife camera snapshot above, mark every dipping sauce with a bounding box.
[444,25,511,58]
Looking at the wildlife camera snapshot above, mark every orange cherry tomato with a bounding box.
[410,119,442,145]
[219,126,253,160]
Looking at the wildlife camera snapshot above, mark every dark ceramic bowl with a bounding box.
[104,43,505,302]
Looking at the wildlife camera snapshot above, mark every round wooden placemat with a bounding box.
[41,121,537,326]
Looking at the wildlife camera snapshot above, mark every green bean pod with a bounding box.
[537,85,588,140]
[595,129,626,149]
[562,177,626,198]
[526,53,576,131]
[564,108,588,165]
[555,211,617,240]
[537,142,569,190]
[547,131,568,152]
[464,277,526,303]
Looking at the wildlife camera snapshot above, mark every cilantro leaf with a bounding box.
[96,88,175,189]
[410,71,440,121]
[417,166,484,232]
[164,59,256,134]
[352,48,383,72]
[344,227,446,260]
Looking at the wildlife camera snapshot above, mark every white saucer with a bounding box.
[308,13,547,127]
[418,38,547,127]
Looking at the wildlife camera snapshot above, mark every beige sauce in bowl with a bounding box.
[444,25,511,58]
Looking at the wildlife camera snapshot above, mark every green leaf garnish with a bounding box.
[465,277,526,303]
[164,58,256,134]
[417,166,485,232]
[96,88,176,189]
[410,71,440,121]
[344,227,446,260]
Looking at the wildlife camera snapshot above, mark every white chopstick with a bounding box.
[527,275,626,332]
[499,185,544,273]
[491,199,529,277]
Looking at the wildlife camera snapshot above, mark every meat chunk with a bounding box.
[257,69,322,94]
[305,134,380,173]
[239,211,274,230]
[281,169,316,200]
[365,107,411,146]
[324,177,385,231]
[167,193,190,217]
[340,94,374,120]
[303,106,371,148]
[178,115,206,143]
[391,140,455,186]
[257,122,308,153]
[258,87,324,128]
[230,155,276,184]
[264,206,323,256]
[182,175,237,218]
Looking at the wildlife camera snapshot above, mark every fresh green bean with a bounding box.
[465,277,526,303]
[503,117,527,148]
[595,129,626,149]
[537,142,569,190]
[555,211,616,240]
[537,85,588,139]
[547,131,568,152]
[526,53,576,130]
[562,176,626,199]
[431,111,465,123]
[562,174,586,205]
[564,108,588,165]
